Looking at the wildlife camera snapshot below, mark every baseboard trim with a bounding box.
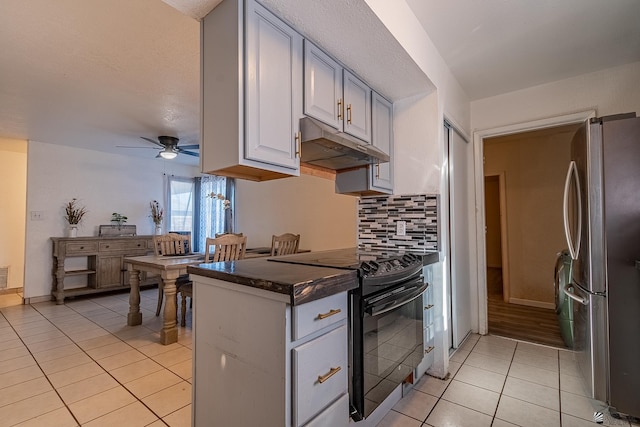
[508,297,554,310]
[0,287,23,295]
[23,295,52,305]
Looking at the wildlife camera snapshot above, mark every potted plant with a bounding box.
[149,200,164,235]
[111,212,128,229]
[64,198,87,237]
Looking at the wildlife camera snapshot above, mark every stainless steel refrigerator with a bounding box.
[562,112,640,419]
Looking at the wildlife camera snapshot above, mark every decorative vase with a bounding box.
[155,225,162,235]
[68,225,78,238]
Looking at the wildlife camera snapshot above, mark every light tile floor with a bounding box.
[0,289,192,426]
[378,334,640,427]
[1,292,639,427]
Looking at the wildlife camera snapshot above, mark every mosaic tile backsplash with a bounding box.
[358,194,439,252]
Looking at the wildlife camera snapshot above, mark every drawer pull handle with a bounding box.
[318,366,341,384]
[425,346,434,354]
[424,304,434,310]
[105,245,109,248]
[317,308,341,320]
[80,246,84,250]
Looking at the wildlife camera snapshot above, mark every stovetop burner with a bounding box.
[268,248,424,281]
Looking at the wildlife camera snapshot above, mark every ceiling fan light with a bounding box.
[159,149,178,160]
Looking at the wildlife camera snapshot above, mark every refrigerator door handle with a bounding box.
[563,161,582,260]
[563,282,588,305]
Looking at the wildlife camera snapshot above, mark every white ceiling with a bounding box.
[1,0,639,164]
[406,0,640,100]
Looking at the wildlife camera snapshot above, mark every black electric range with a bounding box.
[270,247,428,420]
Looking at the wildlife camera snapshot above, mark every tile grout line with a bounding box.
[0,306,83,426]
[38,299,176,426]
[17,300,171,426]
[489,340,517,426]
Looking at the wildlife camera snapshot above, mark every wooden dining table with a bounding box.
[124,254,204,345]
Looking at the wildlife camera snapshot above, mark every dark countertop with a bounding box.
[187,258,358,306]
[187,247,441,305]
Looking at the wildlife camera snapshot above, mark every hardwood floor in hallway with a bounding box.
[487,268,567,348]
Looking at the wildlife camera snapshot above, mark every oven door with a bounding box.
[351,279,427,420]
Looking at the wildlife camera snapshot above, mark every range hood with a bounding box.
[299,117,390,170]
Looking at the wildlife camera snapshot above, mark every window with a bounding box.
[167,174,235,253]
[167,176,194,233]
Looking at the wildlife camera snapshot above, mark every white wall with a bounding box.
[0,138,27,290]
[366,0,472,378]
[236,174,357,250]
[471,61,640,131]
[24,141,199,300]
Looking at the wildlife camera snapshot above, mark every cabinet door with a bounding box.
[303,40,343,129]
[245,0,302,170]
[370,92,393,192]
[98,255,124,288]
[343,69,371,143]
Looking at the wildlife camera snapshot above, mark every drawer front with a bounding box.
[424,301,435,326]
[292,292,347,341]
[65,241,98,254]
[303,393,349,427]
[293,325,347,427]
[424,324,435,351]
[99,240,147,252]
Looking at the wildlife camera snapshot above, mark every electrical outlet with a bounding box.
[30,211,44,221]
[396,220,406,236]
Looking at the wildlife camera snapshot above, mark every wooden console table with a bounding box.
[51,236,156,304]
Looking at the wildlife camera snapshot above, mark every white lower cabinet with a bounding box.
[192,275,350,427]
[304,394,350,427]
[293,325,348,426]
[416,265,436,379]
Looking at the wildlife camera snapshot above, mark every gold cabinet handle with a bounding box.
[317,308,341,320]
[318,366,341,384]
[337,99,343,120]
[375,161,380,179]
[425,346,434,354]
[424,304,434,310]
[294,132,301,158]
[347,104,352,124]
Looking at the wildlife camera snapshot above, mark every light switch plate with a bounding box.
[30,211,44,221]
[396,221,406,236]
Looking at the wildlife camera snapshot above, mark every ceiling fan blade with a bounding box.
[178,144,200,150]
[177,148,199,157]
[116,145,158,149]
[140,136,165,148]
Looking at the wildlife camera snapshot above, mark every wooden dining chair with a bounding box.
[178,234,247,327]
[204,234,247,262]
[152,233,192,316]
[214,232,244,238]
[270,233,300,256]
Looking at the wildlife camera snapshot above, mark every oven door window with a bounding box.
[361,282,425,417]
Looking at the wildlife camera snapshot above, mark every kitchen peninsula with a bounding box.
[188,257,358,427]
[187,248,439,426]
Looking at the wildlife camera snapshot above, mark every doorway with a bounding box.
[477,117,591,348]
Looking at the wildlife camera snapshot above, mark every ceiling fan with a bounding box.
[118,136,200,159]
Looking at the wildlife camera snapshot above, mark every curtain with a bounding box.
[194,175,234,252]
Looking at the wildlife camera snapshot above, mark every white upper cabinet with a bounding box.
[303,40,372,144]
[303,41,342,130]
[370,92,393,192]
[343,70,372,143]
[245,0,302,170]
[201,0,302,181]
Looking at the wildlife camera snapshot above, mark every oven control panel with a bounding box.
[359,254,422,278]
